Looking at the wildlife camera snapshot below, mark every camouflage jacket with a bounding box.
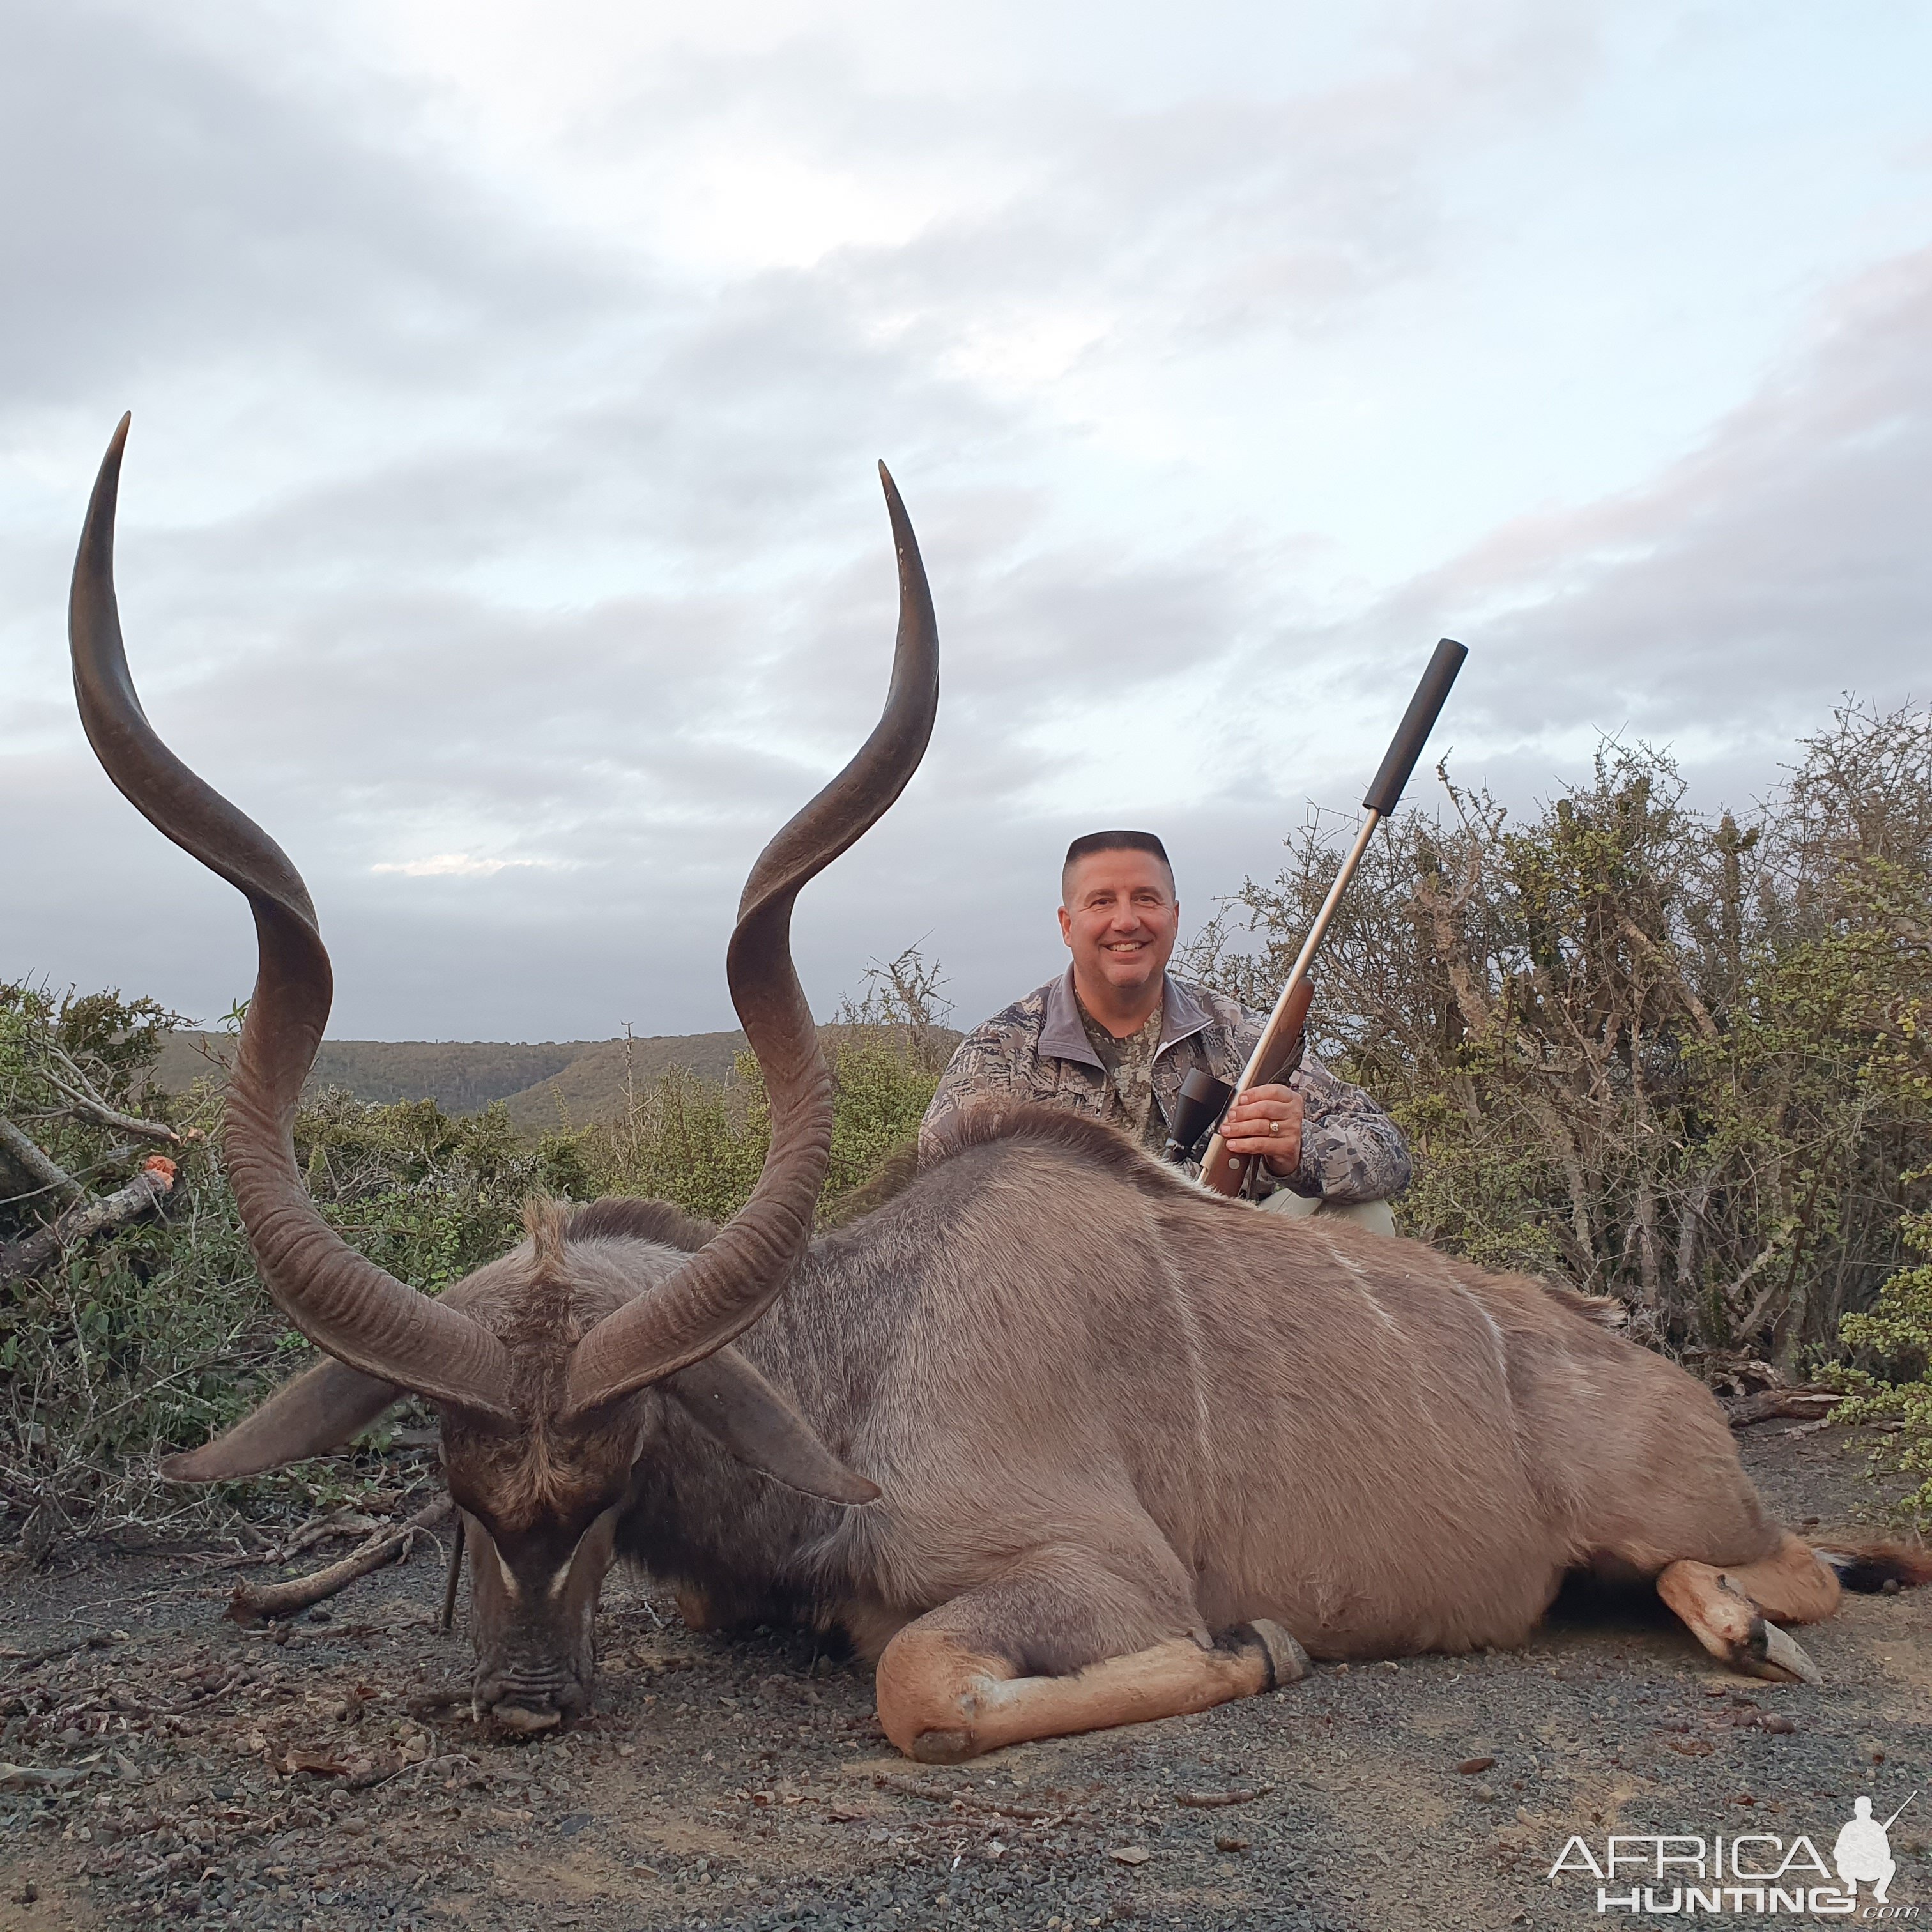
[919,969,1412,1203]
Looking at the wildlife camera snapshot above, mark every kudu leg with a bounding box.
[1656,1533,1839,1685]
[877,1623,1307,1763]
[873,1548,1308,1763]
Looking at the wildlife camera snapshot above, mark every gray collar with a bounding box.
[1037,967,1213,1071]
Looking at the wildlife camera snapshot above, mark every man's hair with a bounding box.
[1061,829,1174,901]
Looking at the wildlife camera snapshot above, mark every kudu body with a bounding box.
[71,422,1913,1763]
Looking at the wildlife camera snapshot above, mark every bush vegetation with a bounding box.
[1187,705,1932,1344]
[0,957,949,1540]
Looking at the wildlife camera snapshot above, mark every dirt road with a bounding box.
[3,1424,1926,1931]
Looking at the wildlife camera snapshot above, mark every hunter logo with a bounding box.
[1837,1797,1915,1908]
[1547,1793,1919,1917]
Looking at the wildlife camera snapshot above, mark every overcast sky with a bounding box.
[5,0,1930,1040]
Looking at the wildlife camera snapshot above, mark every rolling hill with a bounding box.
[152,1029,754,1134]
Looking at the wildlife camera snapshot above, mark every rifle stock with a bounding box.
[1195,976,1312,1194]
[1193,638,1466,1199]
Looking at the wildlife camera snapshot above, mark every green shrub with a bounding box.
[586,1027,944,1227]
[1,972,945,1535]
[1185,703,1932,1362]
[1835,1204,1932,1529]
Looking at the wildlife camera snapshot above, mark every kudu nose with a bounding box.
[475,1667,588,1736]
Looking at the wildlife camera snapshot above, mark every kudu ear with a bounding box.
[666,1349,880,1505]
[160,1356,404,1482]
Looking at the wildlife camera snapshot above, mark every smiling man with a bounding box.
[919,831,1411,1222]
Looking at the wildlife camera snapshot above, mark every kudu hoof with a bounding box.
[1740,1616,1823,1687]
[1232,1619,1310,1690]
[908,1727,977,1765]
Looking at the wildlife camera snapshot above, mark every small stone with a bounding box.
[1108,1846,1151,1866]
[1473,1784,1498,1804]
[1761,1715,1796,1736]
[1215,1835,1249,1853]
[1457,1756,1497,1775]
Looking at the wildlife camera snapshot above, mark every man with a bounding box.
[920,830,1410,1226]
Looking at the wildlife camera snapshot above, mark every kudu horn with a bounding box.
[563,463,939,1415]
[70,419,939,1423]
[70,417,516,1416]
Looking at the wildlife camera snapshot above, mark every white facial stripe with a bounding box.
[487,1511,611,1603]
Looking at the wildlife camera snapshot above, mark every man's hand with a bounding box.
[1220,1082,1303,1176]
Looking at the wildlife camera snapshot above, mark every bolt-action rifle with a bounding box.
[1162,638,1468,1194]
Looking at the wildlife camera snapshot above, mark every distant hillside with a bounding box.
[153,1029,753,1133]
[494,1032,750,1134]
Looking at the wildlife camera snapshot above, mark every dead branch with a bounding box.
[281,1506,389,1560]
[0,1630,116,1672]
[0,1115,84,1206]
[0,1155,176,1286]
[1725,1388,1845,1429]
[40,1039,181,1146]
[225,1496,453,1625]
[197,1505,394,1571]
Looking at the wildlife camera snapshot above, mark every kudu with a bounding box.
[73,420,1919,1763]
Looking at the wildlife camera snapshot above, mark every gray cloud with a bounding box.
[5,3,1929,1040]
[0,5,611,411]
[1351,249,1932,755]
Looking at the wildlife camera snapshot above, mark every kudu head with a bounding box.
[70,417,938,1732]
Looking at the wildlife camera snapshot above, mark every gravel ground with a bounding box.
[1,1423,1926,1931]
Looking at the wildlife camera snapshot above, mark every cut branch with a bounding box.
[0,1155,176,1286]
[224,1496,454,1625]
[42,1084,181,1146]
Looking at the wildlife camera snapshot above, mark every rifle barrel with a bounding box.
[1362,637,1467,815]
[1195,638,1466,1196]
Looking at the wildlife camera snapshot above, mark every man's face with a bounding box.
[1058,850,1179,1000]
